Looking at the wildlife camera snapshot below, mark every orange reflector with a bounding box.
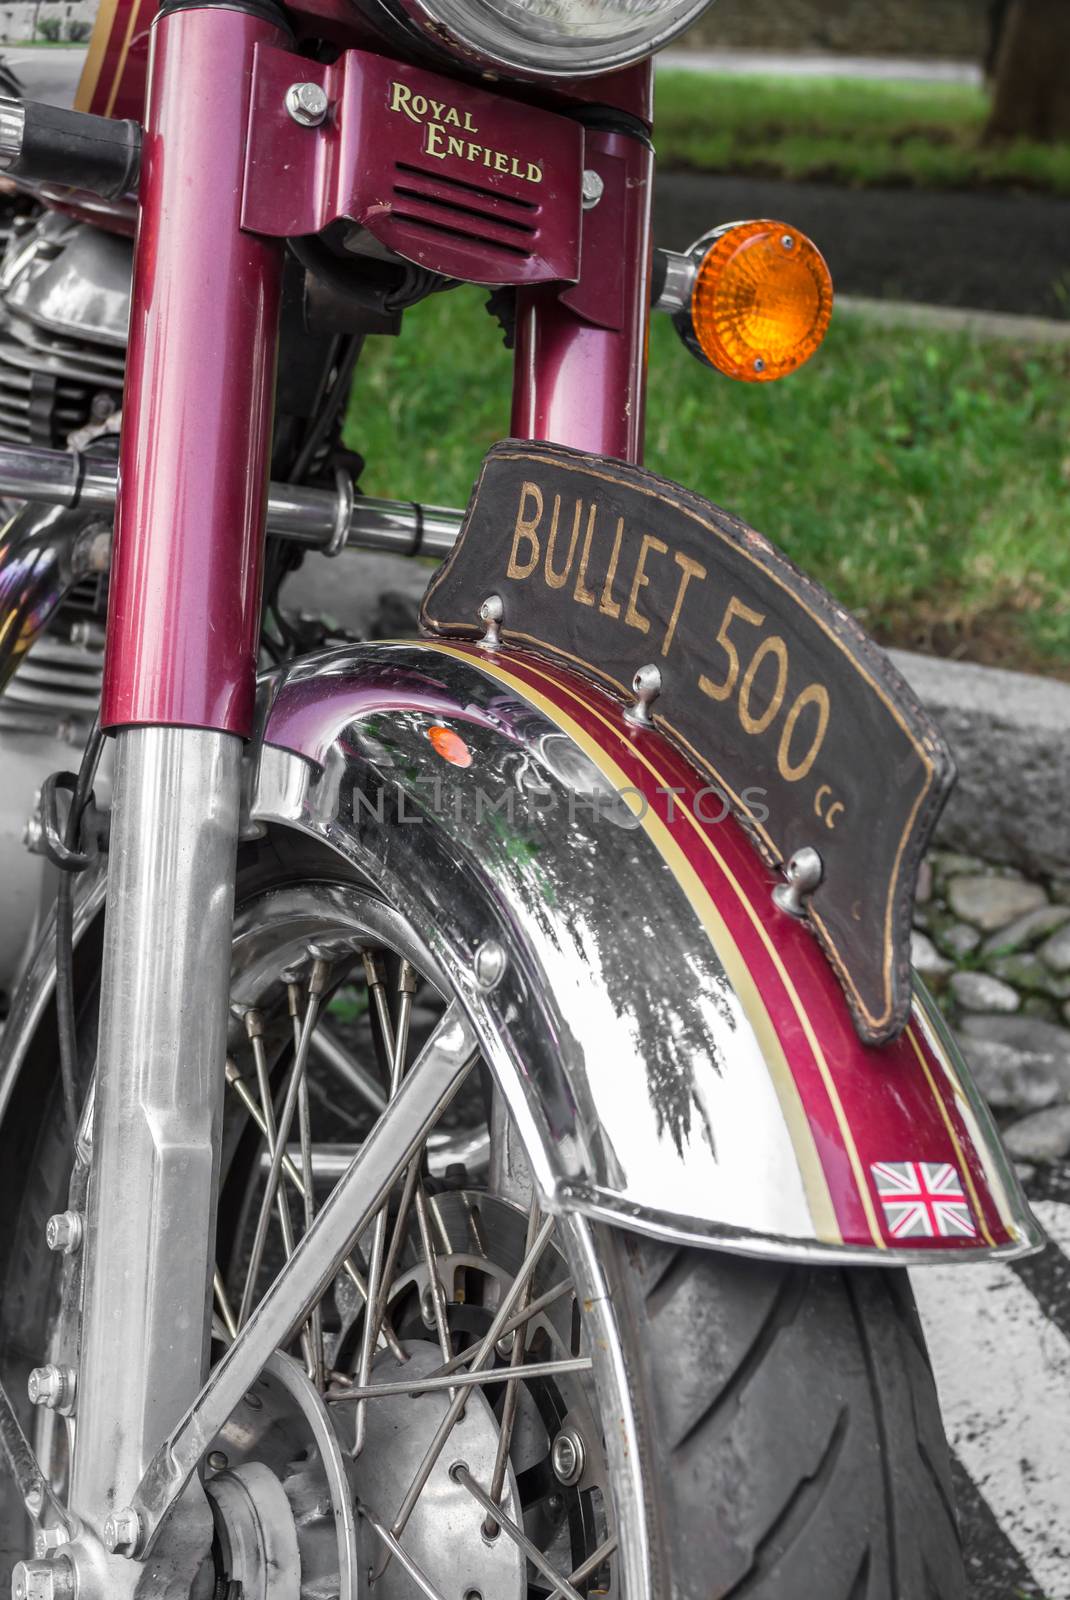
[691,221,833,382]
[427,724,472,768]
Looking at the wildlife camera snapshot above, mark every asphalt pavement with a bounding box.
[0,45,86,106]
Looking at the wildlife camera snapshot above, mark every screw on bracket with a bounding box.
[285,81,329,128]
[581,170,604,209]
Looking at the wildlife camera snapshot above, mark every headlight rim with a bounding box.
[374,0,716,83]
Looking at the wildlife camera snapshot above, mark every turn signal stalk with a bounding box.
[653,220,833,382]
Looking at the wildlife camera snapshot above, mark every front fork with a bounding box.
[57,8,655,1590]
[64,0,287,1577]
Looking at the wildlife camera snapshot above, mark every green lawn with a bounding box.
[654,70,1070,194]
[345,286,1070,676]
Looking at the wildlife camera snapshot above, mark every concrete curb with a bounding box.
[889,649,1070,882]
[658,48,982,85]
[837,295,1070,345]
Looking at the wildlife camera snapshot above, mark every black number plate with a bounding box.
[421,442,954,1044]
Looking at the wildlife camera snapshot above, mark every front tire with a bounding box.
[610,1235,964,1598]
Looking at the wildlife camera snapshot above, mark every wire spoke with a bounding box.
[311,1021,387,1115]
[413,1183,453,1377]
[325,1356,592,1404]
[353,953,415,1456]
[297,1066,325,1388]
[451,1464,586,1600]
[483,1196,539,1534]
[359,1504,448,1600]
[548,1534,619,1600]
[237,955,330,1329]
[224,1059,406,1363]
[213,1269,237,1344]
[243,1007,319,1376]
[430,1278,575,1380]
[374,1214,556,1580]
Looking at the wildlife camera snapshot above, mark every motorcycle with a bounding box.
[0,4,1043,1599]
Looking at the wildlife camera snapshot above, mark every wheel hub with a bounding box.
[346,1340,525,1600]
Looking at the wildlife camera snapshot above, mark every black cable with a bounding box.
[289,337,363,486]
[54,716,104,1144]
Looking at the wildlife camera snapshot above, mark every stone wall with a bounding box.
[683,0,990,60]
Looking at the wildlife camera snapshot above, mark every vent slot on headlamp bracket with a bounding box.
[242,43,584,288]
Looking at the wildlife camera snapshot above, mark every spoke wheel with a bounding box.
[0,833,967,1600]
[19,850,637,1600]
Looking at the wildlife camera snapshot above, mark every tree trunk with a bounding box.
[985,0,1070,142]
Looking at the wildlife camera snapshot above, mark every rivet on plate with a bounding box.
[473,940,506,992]
[624,664,662,728]
[478,594,503,650]
[772,846,823,918]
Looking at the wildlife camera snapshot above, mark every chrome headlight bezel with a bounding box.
[365,0,715,82]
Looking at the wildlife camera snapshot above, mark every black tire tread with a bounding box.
[609,1233,965,1600]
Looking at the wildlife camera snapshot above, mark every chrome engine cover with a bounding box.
[0,213,128,993]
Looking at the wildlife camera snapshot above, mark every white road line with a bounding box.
[912,1233,1070,1599]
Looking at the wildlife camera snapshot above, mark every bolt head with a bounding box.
[206,1450,228,1473]
[473,940,506,993]
[581,169,604,209]
[285,81,329,127]
[551,1427,586,1487]
[12,1559,73,1600]
[102,1507,140,1558]
[45,1212,83,1256]
[27,1367,74,1412]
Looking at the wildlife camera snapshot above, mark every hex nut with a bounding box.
[45,1212,83,1256]
[12,1558,74,1600]
[102,1506,141,1558]
[27,1367,75,1413]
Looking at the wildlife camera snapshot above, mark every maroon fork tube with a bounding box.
[101,4,287,735]
[511,118,654,467]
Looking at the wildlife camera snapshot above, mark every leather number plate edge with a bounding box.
[421,441,955,1045]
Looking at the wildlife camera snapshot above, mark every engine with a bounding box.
[0,208,128,731]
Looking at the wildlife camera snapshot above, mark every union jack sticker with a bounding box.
[871,1161,976,1241]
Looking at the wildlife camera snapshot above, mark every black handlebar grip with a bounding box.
[0,97,141,201]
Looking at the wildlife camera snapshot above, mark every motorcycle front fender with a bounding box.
[250,639,1040,1265]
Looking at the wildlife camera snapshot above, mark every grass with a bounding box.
[654,70,1070,195]
[345,285,1070,676]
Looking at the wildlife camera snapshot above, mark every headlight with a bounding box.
[372,0,717,79]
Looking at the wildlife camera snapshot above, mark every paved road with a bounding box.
[0,45,86,106]
[654,171,1070,318]
[658,47,983,85]
[914,1177,1070,1599]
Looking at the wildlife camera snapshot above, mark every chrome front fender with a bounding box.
[251,640,1039,1265]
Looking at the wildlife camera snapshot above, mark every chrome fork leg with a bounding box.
[70,726,241,1542]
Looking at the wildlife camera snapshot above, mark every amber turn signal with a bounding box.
[676,221,833,383]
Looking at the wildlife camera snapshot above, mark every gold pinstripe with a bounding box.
[423,641,846,1246]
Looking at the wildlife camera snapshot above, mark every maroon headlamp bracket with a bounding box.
[241,44,585,288]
